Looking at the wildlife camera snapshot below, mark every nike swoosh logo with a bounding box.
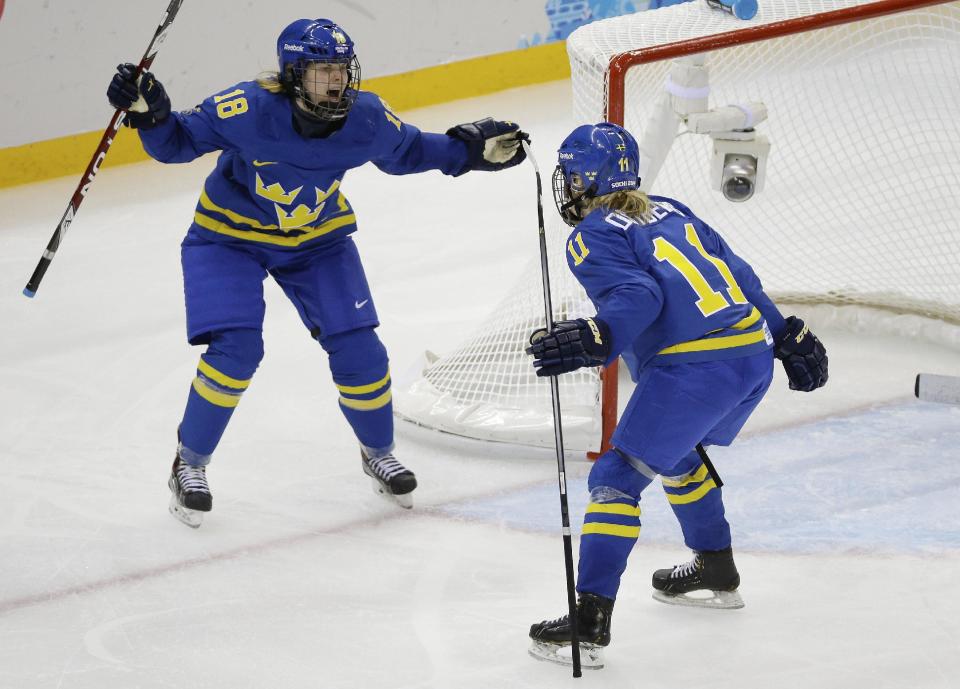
[355,299,369,309]
[252,160,278,167]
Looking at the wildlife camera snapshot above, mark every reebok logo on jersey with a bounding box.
[355,299,369,309]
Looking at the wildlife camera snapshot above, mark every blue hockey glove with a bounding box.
[107,63,171,129]
[774,316,828,392]
[446,118,529,173]
[526,317,611,377]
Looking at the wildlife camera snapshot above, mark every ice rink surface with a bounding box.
[2,81,959,688]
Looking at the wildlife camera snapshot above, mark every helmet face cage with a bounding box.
[277,19,361,121]
[287,55,361,121]
[552,123,641,227]
[552,164,595,227]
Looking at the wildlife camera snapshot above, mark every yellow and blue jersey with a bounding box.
[139,83,469,248]
[566,195,786,377]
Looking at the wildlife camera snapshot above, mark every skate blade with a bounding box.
[369,477,413,509]
[528,640,604,670]
[168,495,204,528]
[652,588,744,609]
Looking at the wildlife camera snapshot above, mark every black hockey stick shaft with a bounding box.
[695,443,723,488]
[522,140,582,678]
[23,0,186,298]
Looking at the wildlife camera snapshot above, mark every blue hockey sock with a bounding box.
[576,448,654,599]
[178,329,263,464]
[660,449,732,551]
[322,328,393,451]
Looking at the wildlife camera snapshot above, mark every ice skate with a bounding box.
[361,448,417,509]
[528,593,613,670]
[167,457,212,528]
[651,547,744,609]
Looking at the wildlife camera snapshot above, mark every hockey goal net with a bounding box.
[396,0,960,454]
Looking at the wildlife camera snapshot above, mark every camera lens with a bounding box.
[721,155,757,202]
[723,174,754,202]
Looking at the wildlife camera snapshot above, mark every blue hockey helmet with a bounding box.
[277,18,361,121]
[552,123,641,226]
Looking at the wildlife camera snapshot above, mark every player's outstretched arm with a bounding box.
[446,118,529,173]
[107,63,171,130]
[774,316,828,391]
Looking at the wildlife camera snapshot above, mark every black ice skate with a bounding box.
[167,456,212,528]
[652,547,744,609]
[528,593,614,670]
[361,448,417,509]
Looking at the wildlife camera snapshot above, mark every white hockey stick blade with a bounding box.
[652,588,744,609]
[528,640,604,670]
[168,495,204,528]
[915,374,960,405]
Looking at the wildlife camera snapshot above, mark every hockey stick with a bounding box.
[915,373,960,405]
[22,0,186,298]
[695,443,724,488]
[522,140,582,678]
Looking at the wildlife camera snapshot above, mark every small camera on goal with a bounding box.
[686,103,771,203]
[712,131,770,203]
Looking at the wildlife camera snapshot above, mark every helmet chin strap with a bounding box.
[561,182,597,214]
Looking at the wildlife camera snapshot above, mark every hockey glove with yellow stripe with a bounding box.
[774,316,828,391]
[107,63,171,129]
[527,317,611,377]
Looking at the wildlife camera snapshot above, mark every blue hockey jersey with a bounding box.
[566,196,786,378]
[138,83,470,248]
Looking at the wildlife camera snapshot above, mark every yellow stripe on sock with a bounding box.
[582,523,641,538]
[665,479,718,505]
[661,464,710,488]
[339,389,392,411]
[336,372,391,396]
[192,377,242,408]
[586,502,640,517]
[197,359,251,390]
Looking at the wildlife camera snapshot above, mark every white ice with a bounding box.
[1,81,959,689]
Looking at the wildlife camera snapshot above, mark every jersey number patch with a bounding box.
[652,223,748,317]
[568,231,590,266]
[214,89,249,119]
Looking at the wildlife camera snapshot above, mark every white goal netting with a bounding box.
[569,0,960,321]
[397,0,960,452]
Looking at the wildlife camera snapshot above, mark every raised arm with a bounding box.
[107,64,231,164]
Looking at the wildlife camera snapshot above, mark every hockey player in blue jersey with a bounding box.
[526,123,827,666]
[106,18,528,527]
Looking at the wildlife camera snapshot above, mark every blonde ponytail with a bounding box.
[256,71,285,94]
[582,189,652,221]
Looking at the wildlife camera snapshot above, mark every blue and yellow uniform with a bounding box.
[567,195,783,599]
[137,82,471,466]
